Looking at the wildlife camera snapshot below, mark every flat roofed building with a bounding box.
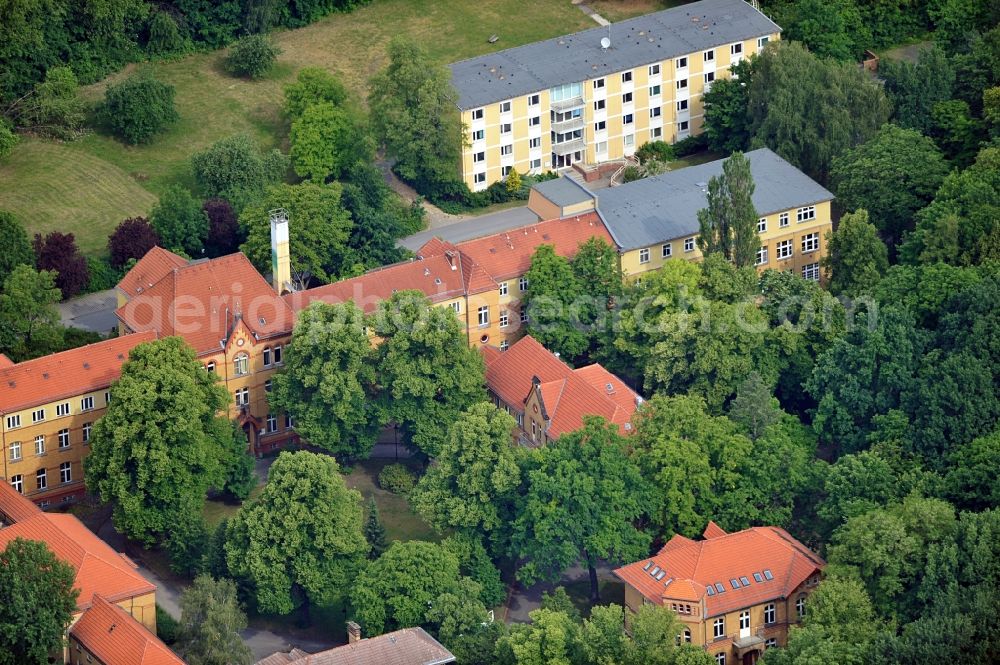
[450,0,780,190]
[614,521,825,664]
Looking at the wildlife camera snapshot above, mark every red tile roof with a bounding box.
[484,335,641,438]
[0,332,157,415]
[613,525,825,618]
[0,512,154,610]
[117,253,293,355]
[0,480,42,523]
[70,594,184,665]
[0,354,14,369]
[117,247,188,298]
[255,628,454,665]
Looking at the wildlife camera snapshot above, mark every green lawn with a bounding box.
[589,0,689,23]
[344,458,439,543]
[1,0,592,255]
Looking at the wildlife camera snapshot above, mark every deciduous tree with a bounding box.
[175,575,252,665]
[290,102,372,182]
[225,34,280,79]
[32,231,88,299]
[727,371,782,440]
[191,134,287,209]
[696,151,759,267]
[102,70,179,144]
[778,0,871,61]
[108,217,160,269]
[0,265,63,361]
[226,451,367,616]
[523,244,588,361]
[880,46,956,134]
[283,67,348,119]
[202,198,241,258]
[0,210,34,285]
[822,209,889,296]
[150,186,209,257]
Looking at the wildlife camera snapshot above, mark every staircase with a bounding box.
[609,155,640,187]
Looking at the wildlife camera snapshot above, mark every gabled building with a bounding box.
[484,335,641,445]
[450,0,781,190]
[69,594,185,665]
[614,522,825,665]
[256,624,454,665]
[528,147,835,282]
[0,332,157,507]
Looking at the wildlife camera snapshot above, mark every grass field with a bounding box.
[1,0,594,255]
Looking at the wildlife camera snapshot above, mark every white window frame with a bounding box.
[797,205,816,222]
[233,354,249,376]
[499,282,508,296]
[56,402,70,417]
[649,63,660,76]
[595,120,606,132]
[679,120,689,132]
[731,43,743,55]
[675,56,688,68]
[756,246,768,266]
[60,461,72,484]
[777,239,793,260]
[499,340,509,352]
[662,243,672,258]
[266,413,277,433]
[82,422,92,443]
[500,123,512,134]
[478,306,490,327]
[704,49,715,62]
[639,248,650,264]
[519,276,529,292]
[803,263,821,281]
[34,435,45,456]
[500,144,513,156]
[621,71,633,83]
[796,595,807,618]
[593,78,605,89]
[263,347,272,366]
[499,100,512,113]
[499,311,509,328]
[9,440,21,461]
[764,603,775,625]
[36,468,47,490]
[450,301,461,314]
[684,237,695,252]
[81,396,94,412]
[529,137,541,149]
[713,617,725,638]
[676,78,688,90]
[739,611,750,630]
[10,475,22,494]
[757,217,767,233]
[677,99,688,112]
[779,212,790,227]
[623,113,634,125]
[650,107,661,118]
[528,93,540,106]
[32,408,45,423]
[623,91,633,104]
[802,232,820,253]
[58,429,70,449]
[472,108,484,120]
[6,415,20,430]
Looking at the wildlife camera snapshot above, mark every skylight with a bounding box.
[643,561,653,571]
[655,571,666,581]
[740,576,751,586]
[753,572,763,583]
[714,583,725,594]
[706,586,715,596]
[730,579,741,589]
[763,569,774,581]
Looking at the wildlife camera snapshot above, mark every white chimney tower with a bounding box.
[269,209,291,294]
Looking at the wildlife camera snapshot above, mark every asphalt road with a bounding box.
[56,289,119,334]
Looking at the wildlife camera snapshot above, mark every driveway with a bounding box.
[56,289,118,334]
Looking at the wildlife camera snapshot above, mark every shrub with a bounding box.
[378,463,416,494]
[225,34,281,79]
[150,186,209,256]
[33,231,89,299]
[0,120,17,158]
[156,605,180,644]
[102,71,178,144]
[84,257,121,293]
[635,140,676,164]
[284,67,348,119]
[18,67,86,139]
[191,134,288,207]
[505,168,522,194]
[147,12,187,56]
[673,133,709,157]
[622,165,645,183]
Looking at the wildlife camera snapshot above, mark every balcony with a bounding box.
[733,629,766,658]
[551,137,586,156]
[551,115,585,133]
[550,95,584,113]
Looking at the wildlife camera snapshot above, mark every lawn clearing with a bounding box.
[588,0,688,23]
[344,458,439,543]
[3,0,592,255]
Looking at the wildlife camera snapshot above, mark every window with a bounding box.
[478,306,489,326]
[596,141,608,153]
[35,435,45,456]
[500,145,513,156]
[758,36,770,50]
[9,441,20,461]
[704,71,716,84]
[36,468,47,490]
[777,239,793,260]
[60,461,71,484]
[715,654,726,665]
[500,123,512,134]
[500,311,509,328]
[677,99,688,112]
[639,248,650,264]
[651,127,662,139]
[679,120,689,131]
[650,107,661,118]
[623,91,633,104]
[235,388,249,406]
[649,63,660,76]
[684,237,695,252]
[676,56,688,68]
[474,173,486,184]
[82,423,92,443]
[6,415,20,430]
[501,165,512,177]
[450,301,461,314]
[500,101,511,113]
[731,579,741,589]
[519,276,529,291]
[205,361,216,373]
[81,396,94,412]
[471,129,484,141]
[803,263,821,281]
[623,113,634,125]
[757,217,767,233]
[10,475,22,494]
[797,205,816,222]
[274,346,284,365]
[624,133,635,147]
[739,611,750,630]
[713,618,725,638]
[765,638,778,648]
[683,629,691,643]
[529,116,540,126]
[756,246,768,266]
[763,569,774,580]
[58,429,69,449]
[266,413,277,433]
[595,120,606,132]
[753,572,764,583]
[594,99,606,111]
[802,232,820,253]
[499,282,508,296]
[105,391,111,404]
[530,158,542,169]
[593,78,605,89]
[472,108,484,120]
[234,354,249,376]
[520,309,529,323]
[732,43,743,55]
[676,78,688,89]
[529,137,541,148]
[473,151,485,163]
[56,402,70,417]
[662,243,672,258]
[779,212,790,227]
[500,340,509,351]
[622,71,632,83]
[704,49,715,62]
[264,379,273,392]
[32,408,45,423]
[796,595,807,618]
[528,93,540,106]
[764,603,776,624]
[263,347,271,366]
[284,413,295,429]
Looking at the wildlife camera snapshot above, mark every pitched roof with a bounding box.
[596,148,834,250]
[450,0,780,108]
[0,512,154,610]
[0,354,14,369]
[613,525,825,618]
[255,628,454,665]
[484,335,641,437]
[70,594,185,665]
[0,480,42,524]
[117,247,188,298]
[0,332,157,415]
[116,253,293,355]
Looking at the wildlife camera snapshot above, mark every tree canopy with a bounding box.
[822,209,889,296]
[696,151,760,267]
[175,575,253,665]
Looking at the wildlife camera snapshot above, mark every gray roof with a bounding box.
[255,628,455,665]
[532,176,595,209]
[596,148,834,251]
[449,0,780,109]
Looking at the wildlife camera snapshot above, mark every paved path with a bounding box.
[573,0,610,26]
[504,563,616,623]
[56,289,118,334]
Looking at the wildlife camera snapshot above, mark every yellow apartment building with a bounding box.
[0,333,157,508]
[528,147,835,283]
[615,522,826,665]
[449,0,781,190]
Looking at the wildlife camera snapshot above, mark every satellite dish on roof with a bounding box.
[600,36,611,50]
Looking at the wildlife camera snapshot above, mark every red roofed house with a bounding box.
[69,594,184,665]
[0,332,157,508]
[484,334,641,445]
[614,522,826,665]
